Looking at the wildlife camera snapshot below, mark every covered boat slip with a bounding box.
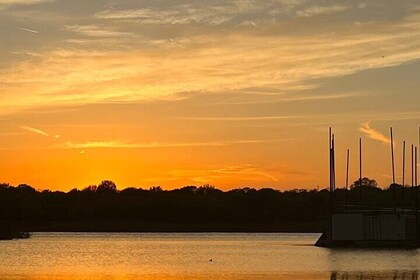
[316,128,420,247]
[316,211,420,248]
[334,212,415,241]
[316,211,420,247]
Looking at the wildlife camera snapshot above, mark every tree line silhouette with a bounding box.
[0,179,418,233]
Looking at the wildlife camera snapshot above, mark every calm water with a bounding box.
[0,233,419,279]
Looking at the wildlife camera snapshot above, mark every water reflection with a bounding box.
[330,271,419,280]
[0,233,419,280]
[326,248,420,273]
[0,272,418,280]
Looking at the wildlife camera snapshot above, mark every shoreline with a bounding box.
[17,220,326,234]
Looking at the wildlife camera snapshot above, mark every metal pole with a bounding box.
[346,148,349,208]
[402,141,406,210]
[414,146,417,189]
[391,127,396,185]
[329,128,332,194]
[411,144,418,246]
[359,138,362,203]
[415,127,420,209]
[332,134,336,193]
[412,145,415,188]
[403,141,406,187]
[415,145,418,216]
[417,127,419,243]
[328,128,333,244]
[416,145,418,244]
[390,128,396,211]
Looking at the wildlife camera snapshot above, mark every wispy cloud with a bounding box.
[18,27,38,34]
[0,0,53,4]
[64,139,292,149]
[64,25,131,38]
[210,165,280,182]
[19,125,49,136]
[359,121,390,144]
[169,164,280,183]
[182,115,300,121]
[94,1,263,26]
[94,0,309,25]
[296,5,349,17]
[95,7,232,25]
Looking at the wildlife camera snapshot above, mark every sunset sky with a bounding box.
[1,0,420,191]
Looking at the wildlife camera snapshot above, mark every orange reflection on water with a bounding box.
[0,271,418,280]
[0,272,328,280]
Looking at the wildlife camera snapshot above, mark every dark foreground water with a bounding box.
[0,233,419,279]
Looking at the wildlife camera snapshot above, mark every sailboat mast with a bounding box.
[414,146,417,190]
[390,127,396,211]
[359,138,362,202]
[332,134,336,193]
[402,141,406,210]
[412,144,415,188]
[403,141,406,187]
[345,149,350,208]
[390,127,396,185]
[329,128,336,210]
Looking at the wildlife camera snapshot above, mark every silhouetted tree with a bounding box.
[16,184,36,193]
[351,177,378,189]
[149,186,163,192]
[82,185,97,193]
[0,183,10,191]
[97,180,117,193]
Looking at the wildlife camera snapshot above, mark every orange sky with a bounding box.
[1,0,420,191]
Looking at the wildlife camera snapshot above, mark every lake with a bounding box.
[0,233,419,279]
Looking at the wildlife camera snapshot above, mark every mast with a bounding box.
[390,127,396,211]
[417,127,419,244]
[328,128,333,244]
[329,128,336,209]
[417,127,420,209]
[414,146,417,190]
[416,146,418,199]
[329,128,332,194]
[402,141,406,187]
[345,148,350,208]
[402,141,406,210]
[390,127,396,185]
[359,138,362,203]
[412,144,415,189]
[412,144,417,245]
[332,134,336,193]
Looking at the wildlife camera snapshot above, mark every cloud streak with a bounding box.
[18,27,38,34]
[296,5,348,17]
[19,125,49,136]
[169,164,280,183]
[64,139,293,149]
[94,1,261,26]
[64,25,131,38]
[0,0,52,4]
[359,122,390,144]
[182,116,300,121]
